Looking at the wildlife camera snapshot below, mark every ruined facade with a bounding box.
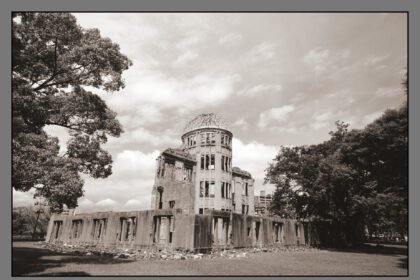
[151,113,254,215]
[46,113,314,251]
[46,208,309,252]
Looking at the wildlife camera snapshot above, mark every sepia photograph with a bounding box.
[12,12,408,276]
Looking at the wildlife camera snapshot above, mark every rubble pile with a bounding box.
[37,241,319,261]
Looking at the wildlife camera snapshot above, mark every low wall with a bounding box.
[46,209,309,251]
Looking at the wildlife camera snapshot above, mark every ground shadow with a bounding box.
[37,271,91,276]
[398,256,408,270]
[12,245,136,276]
[323,243,407,256]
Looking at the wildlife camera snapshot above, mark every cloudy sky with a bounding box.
[13,13,407,213]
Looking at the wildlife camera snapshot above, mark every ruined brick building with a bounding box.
[151,113,254,216]
[46,113,315,252]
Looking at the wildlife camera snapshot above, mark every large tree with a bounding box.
[12,13,132,212]
[266,102,407,247]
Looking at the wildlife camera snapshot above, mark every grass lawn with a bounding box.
[12,241,407,276]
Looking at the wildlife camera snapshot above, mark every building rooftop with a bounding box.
[162,148,196,162]
[183,113,229,135]
[232,166,252,179]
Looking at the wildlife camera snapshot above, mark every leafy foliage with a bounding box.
[12,13,132,212]
[266,101,407,247]
[13,206,51,239]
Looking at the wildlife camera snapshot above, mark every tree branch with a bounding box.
[33,37,59,91]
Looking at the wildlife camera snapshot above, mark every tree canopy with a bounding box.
[266,98,407,246]
[12,13,133,212]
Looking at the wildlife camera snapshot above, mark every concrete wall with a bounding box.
[151,155,196,214]
[47,209,310,251]
[232,176,255,215]
[46,209,195,251]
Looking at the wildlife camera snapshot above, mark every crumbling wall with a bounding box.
[193,214,212,252]
[47,209,310,251]
[152,156,196,214]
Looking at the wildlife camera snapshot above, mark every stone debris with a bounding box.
[37,242,319,261]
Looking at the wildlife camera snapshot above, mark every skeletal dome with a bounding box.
[183,113,229,135]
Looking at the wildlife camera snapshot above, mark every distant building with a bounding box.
[254,190,273,215]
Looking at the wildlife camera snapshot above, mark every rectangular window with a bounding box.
[53,221,63,240]
[192,135,196,145]
[201,133,206,144]
[210,181,215,198]
[71,220,83,239]
[225,157,228,172]
[199,208,203,214]
[205,181,209,197]
[93,218,107,241]
[206,154,210,170]
[221,156,225,171]
[255,222,260,241]
[242,205,245,214]
[245,182,248,196]
[161,163,165,177]
[200,181,204,197]
[210,154,215,169]
[226,183,229,199]
[169,200,175,208]
[119,217,136,242]
[221,182,225,198]
[211,133,216,144]
[206,133,210,144]
[221,134,225,145]
[201,155,205,170]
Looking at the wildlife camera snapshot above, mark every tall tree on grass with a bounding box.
[12,13,133,212]
[266,83,407,246]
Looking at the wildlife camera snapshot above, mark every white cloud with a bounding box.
[111,150,160,179]
[303,47,330,73]
[232,118,248,130]
[242,42,276,64]
[175,35,203,51]
[107,127,179,148]
[96,198,117,207]
[238,84,283,97]
[232,138,278,180]
[218,33,243,46]
[172,50,199,67]
[73,149,159,212]
[375,87,401,98]
[232,138,278,194]
[314,112,332,122]
[105,68,241,114]
[258,105,295,128]
[121,195,152,211]
[310,112,334,130]
[362,111,383,126]
[364,55,388,66]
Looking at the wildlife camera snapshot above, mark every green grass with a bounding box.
[12,241,407,276]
